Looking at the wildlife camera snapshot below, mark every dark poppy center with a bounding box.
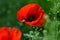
[27,15,37,22]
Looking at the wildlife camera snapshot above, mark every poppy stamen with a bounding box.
[27,16,36,22]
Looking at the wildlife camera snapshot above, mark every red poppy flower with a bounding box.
[0,27,22,40]
[17,3,46,26]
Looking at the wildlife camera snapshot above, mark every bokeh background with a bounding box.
[0,0,60,40]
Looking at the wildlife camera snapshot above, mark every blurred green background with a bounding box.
[0,0,60,40]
